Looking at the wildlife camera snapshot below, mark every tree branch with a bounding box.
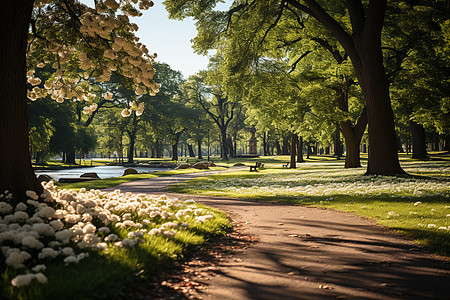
[288,50,312,73]
[345,0,366,37]
[260,0,287,45]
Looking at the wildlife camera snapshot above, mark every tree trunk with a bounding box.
[127,136,135,163]
[66,151,76,165]
[410,120,428,159]
[197,140,203,159]
[221,128,229,160]
[0,0,42,203]
[306,142,311,159]
[275,141,282,155]
[290,133,298,168]
[444,135,450,152]
[172,140,179,161]
[281,136,290,155]
[350,23,404,174]
[334,127,343,160]
[297,136,305,163]
[263,132,268,156]
[188,144,195,157]
[339,108,368,168]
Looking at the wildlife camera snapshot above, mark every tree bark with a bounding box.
[290,133,298,168]
[263,132,268,156]
[340,107,368,168]
[221,128,229,160]
[127,135,135,163]
[197,140,203,159]
[334,127,343,160]
[282,136,290,155]
[0,0,42,203]
[306,142,311,159]
[297,136,305,163]
[172,140,179,161]
[410,120,428,159]
[275,141,282,155]
[188,144,195,157]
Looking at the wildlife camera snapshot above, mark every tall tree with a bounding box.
[184,71,239,161]
[164,0,405,174]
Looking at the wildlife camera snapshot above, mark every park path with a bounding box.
[105,169,450,299]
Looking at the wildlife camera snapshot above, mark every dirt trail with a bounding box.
[106,170,450,299]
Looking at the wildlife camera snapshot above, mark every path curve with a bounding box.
[106,169,450,299]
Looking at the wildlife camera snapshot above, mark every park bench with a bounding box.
[282,162,290,168]
[249,161,264,172]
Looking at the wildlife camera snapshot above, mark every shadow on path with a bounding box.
[107,170,450,300]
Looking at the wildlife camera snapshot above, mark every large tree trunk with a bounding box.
[290,133,298,169]
[410,120,428,159]
[346,3,404,175]
[356,51,404,174]
[66,151,76,165]
[0,0,42,203]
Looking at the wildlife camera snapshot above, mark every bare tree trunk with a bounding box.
[188,144,195,157]
[0,0,42,203]
[290,133,298,168]
[221,128,229,160]
[275,141,282,155]
[172,140,179,161]
[297,136,305,163]
[197,140,203,159]
[340,108,368,168]
[410,121,428,159]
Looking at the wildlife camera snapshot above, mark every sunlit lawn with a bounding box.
[169,156,450,256]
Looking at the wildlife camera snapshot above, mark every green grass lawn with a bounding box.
[169,158,450,256]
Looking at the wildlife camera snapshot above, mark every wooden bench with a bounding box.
[282,162,290,168]
[249,162,264,172]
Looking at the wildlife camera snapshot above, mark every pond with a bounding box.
[35,166,170,180]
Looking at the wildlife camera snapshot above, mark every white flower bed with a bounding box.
[0,181,214,287]
[197,164,450,199]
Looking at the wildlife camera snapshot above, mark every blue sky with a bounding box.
[132,1,231,78]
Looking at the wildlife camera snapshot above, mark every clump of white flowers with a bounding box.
[0,183,216,288]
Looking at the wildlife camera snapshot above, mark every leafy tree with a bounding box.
[164,0,407,175]
[184,70,239,161]
[1,0,157,202]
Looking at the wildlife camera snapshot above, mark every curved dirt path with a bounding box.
[106,170,450,299]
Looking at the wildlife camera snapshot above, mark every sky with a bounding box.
[131,1,231,78]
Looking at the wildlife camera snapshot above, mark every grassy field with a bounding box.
[169,155,450,256]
